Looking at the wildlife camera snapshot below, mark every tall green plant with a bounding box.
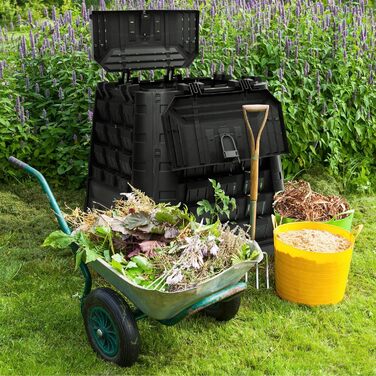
[0,0,375,191]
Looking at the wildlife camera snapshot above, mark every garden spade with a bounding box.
[242,104,270,241]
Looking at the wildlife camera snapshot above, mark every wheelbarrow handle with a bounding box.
[8,155,92,303]
[8,156,29,170]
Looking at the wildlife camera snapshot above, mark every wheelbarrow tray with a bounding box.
[90,243,263,321]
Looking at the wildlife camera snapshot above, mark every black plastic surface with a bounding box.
[162,89,288,171]
[91,10,199,71]
[85,78,285,250]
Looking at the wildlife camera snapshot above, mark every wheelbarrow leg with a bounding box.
[8,156,92,306]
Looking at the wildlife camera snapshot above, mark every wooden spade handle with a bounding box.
[242,104,270,113]
[242,104,270,240]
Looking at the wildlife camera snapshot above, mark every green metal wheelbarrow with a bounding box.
[8,156,267,367]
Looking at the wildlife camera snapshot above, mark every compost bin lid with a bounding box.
[162,88,289,171]
[90,10,199,72]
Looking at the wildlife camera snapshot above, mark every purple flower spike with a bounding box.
[52,6,56,21]
[100,0,106,11]
[15,96,21,115]
[28,9,33,25]
[316,71,321,94]
[72,70,77,85]
[35,83,40,94]
[20,35,27,58]
[58,87,64,100]
[20,106,25,125]
[88,110,93,122]
[210,62,216,76]
[326,69,333,81]
[228,64,234,77]
[304,61,310,76]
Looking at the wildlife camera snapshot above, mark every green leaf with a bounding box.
[123,212,150,230]
[95,226,111,237]
[103,249,111,262]
[125,261,138,269]
[154,210,176,224]
[43,230,74,249]
[84,247,99,264]
[111,254,125,274]
[132,255,153,272]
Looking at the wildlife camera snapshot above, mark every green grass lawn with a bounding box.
[0,178,375,375]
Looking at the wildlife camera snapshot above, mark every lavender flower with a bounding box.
[316,71,321,94]
[210,62,216,76]
[15,96,21,115]
[35,83,40,94]
[278,66,284,81]
[72,70,77,85]
[20,35,27,58]
[28,9,33,25]
[51,6,56,21]
[304,61,310,76]
[20,106,25,125]
[228,64,234,77]
[100,0,106,11]
[88,110,93,122]
[166,269,183,285]
[58,87,64,100]
[326,69,333,81]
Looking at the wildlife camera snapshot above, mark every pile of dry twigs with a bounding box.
[273,180,350,221]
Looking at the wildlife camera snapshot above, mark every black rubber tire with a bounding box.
[203,295,241,321]
[82,287,140,367]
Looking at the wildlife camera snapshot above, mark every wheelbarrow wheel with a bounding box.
[203,295,241,321]
[82,287,140,367]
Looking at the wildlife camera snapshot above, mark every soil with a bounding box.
[277,229,351,253]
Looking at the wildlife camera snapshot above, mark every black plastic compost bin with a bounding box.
[85,10,288,253]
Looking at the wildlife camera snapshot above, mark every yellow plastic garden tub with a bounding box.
[274,222,355,306]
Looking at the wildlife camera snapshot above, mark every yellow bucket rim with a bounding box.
[274,221,355,261]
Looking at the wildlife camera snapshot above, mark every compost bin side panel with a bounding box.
[132,88,185,203]
[85,82,135,209]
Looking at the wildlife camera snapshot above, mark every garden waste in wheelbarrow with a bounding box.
[8,156,268,367]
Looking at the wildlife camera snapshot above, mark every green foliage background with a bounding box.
[0,0,375,190]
